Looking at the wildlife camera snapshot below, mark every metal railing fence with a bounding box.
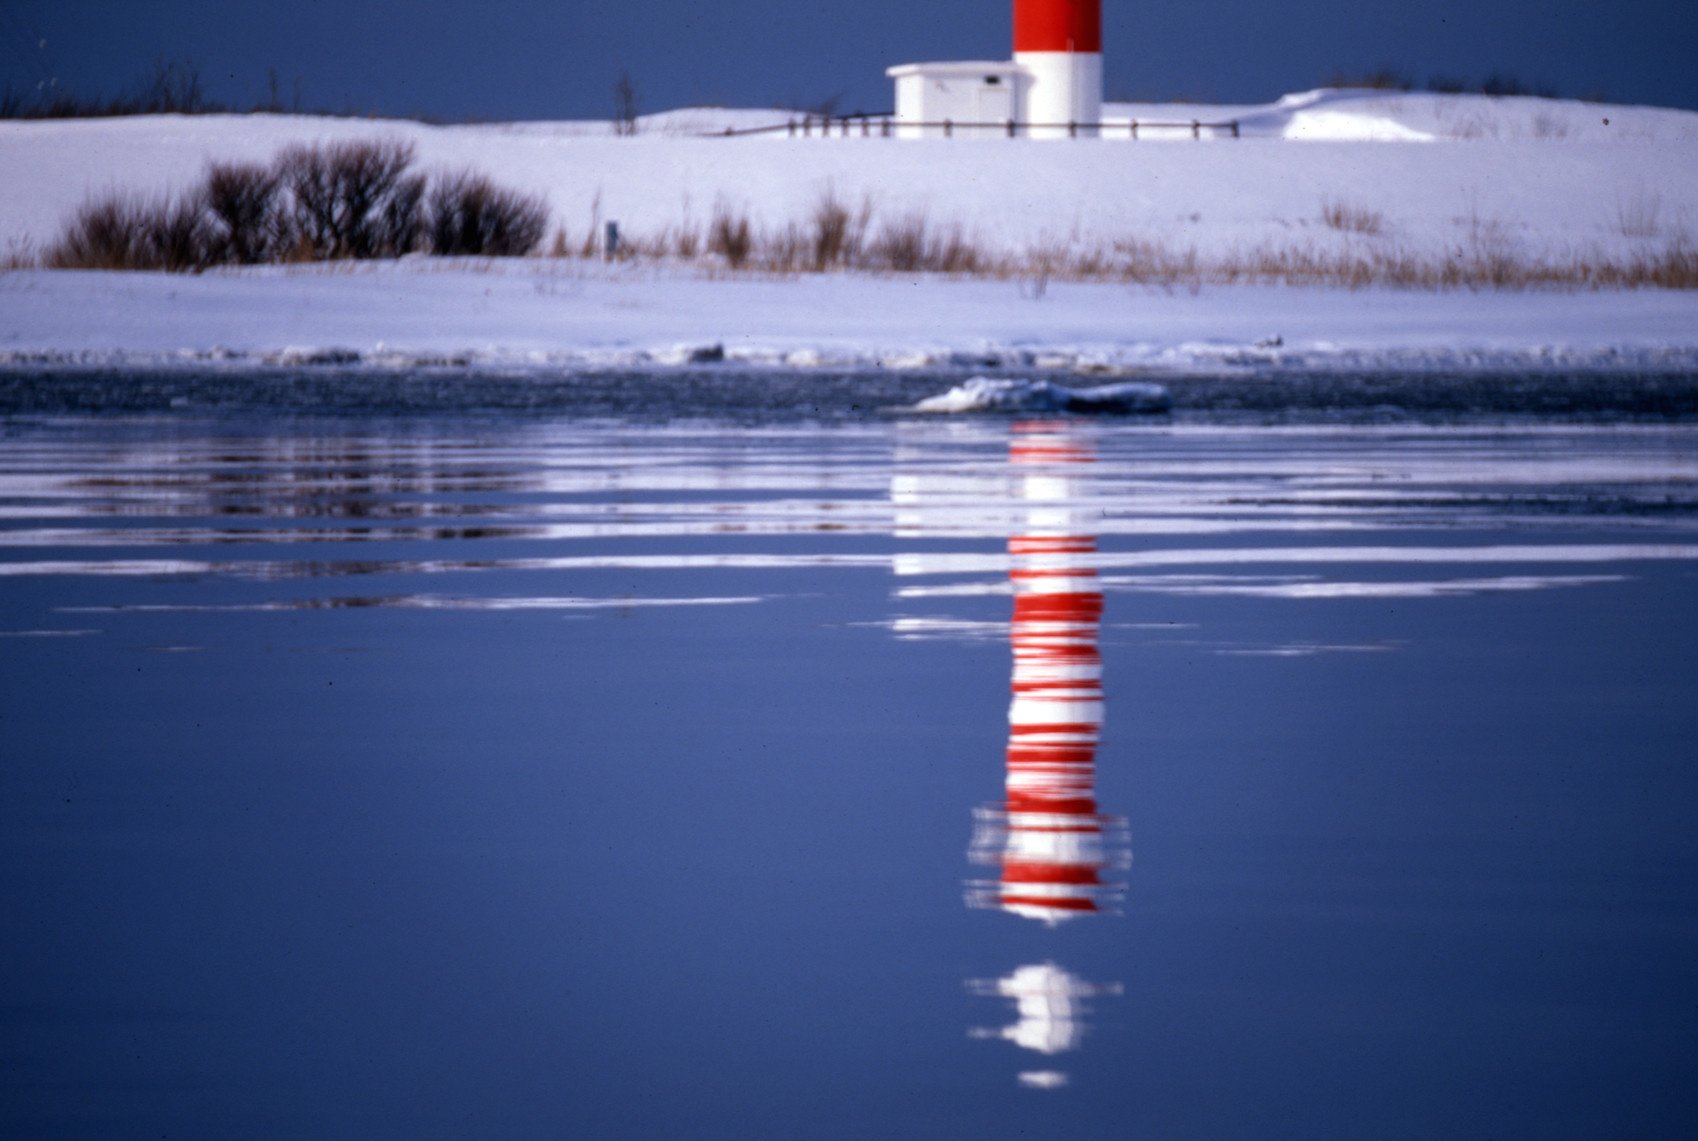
[703,114,1241,139]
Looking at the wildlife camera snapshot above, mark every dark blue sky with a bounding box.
[4,0,1695,120]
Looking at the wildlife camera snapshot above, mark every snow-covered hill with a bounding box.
[3,89,1694,264]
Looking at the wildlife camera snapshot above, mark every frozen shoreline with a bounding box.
[3,261,1697,374]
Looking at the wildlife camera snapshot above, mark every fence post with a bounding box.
[882,117,891,138]
[1191,119,1200,139]
[944,118,952,137]
[1006,118,1016,138]
[1069,120,1077,138]
[1231,120,1240,139]
[1131,121,1138,139]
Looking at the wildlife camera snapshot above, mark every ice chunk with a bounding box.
[911,376,1170,415]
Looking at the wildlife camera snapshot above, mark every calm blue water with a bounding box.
[3,375,1697,1139]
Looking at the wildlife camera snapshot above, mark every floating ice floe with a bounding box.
[911,376,1171,415]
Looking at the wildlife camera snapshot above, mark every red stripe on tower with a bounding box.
[1013,0,1102,54]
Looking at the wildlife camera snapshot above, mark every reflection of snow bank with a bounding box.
[912,377,1171,414]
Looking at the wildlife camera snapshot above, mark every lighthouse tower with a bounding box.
[1014,0,1103,136]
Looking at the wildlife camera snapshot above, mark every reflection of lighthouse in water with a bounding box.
[967,428,1128,925]
[962,425,1127,1089]
[969,961,1123,1089]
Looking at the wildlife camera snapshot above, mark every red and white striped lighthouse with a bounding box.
[1013,0,1103,136]
[969,428,1126,925]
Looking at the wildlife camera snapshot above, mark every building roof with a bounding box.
[885,61,1029,79]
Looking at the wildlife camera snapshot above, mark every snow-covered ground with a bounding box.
[2,88,1695,369]
[5,262,1696,373]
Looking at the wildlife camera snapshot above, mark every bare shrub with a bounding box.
[47,190,214,271]
[708,205,753,268]
[382,173,429,254]
[1326,68,1412,91]
[44,139,554,270]
[426,171,548,256]
[613,70,641,136]
[144,190,214,271]
[1481,73,1527,97]
[278,139,421,259]
[47,197,146,269]
[1321,200,1385,235]
[142,58,208,114]
[205,161,285,264]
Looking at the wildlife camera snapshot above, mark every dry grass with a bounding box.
[809,188,872,271]
[559,200,1698,289]
[1613,191,1662,238]
[860,213,983,274]
[42,172,1697,290]
[1321,200,1385,235]
[707,204,753,268]
[1,239,37,270]
[674,224,700,260]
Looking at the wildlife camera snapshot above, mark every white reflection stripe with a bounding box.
[0,553,890,577]
[4,544,1692,580]
[1126,575,1626,598]
[895,544,1698,576]
[0,558,217,576]
[58,595,762,613]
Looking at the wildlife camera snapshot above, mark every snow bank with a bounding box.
[3,261,1695,372]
